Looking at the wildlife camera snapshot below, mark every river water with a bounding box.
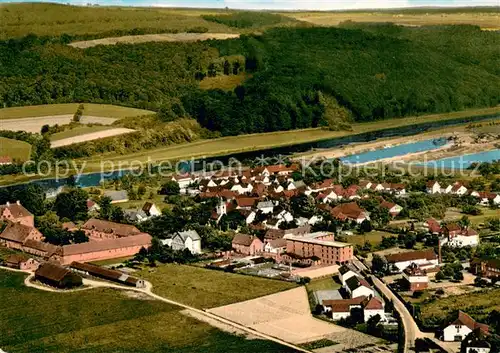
[1,113,498,191]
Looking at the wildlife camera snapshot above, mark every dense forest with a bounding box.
[0,21,499,137]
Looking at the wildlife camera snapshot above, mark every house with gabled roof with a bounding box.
[384,248,439,272]
[0,201,34,227]
[426,181,441,194]
[3,254,39,271]
[162,230,201,254]
[338,264,359,286]
[380,200,403,217]
[330,202,369,224]
[345,276,374,299]
[232,234,263,255]
[264,238,287,254]
[0,222,43,250]
[443,311,488,342]
[35,262,82,289]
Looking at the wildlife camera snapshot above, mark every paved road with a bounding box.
[1,266,311,353]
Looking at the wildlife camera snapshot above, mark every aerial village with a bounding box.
[1,161,499,353]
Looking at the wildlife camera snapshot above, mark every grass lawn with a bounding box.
[138,264,297,309]
[199,73,250,91]
[306,276,341,292]
[0,270,298,353]
[445,207,500,226]
[89,256,135,266]
[346,231,397,246]
[49,125,117,141]
[420,288,500,326]
[0,137,32,161]
[0,103,154,120]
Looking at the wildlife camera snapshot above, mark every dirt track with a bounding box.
[0,115,117,133]
[69,33,240,49]
[50,128,136,148]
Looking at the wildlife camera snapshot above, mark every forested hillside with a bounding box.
[0,15,499,136]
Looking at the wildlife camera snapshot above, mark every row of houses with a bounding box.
[426,218,480,248]
[426,181,500,206]
[231,229,354,266]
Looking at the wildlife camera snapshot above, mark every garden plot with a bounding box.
[0,115,117,133]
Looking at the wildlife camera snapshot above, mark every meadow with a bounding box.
[0,137,32,161]
[0,269,298,353]
[0,103,154,120]
[287,9,500,30]
[138,264,296,309]
[49,126,118,142]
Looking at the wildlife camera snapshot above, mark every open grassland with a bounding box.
[444,208,500,226]
[70,32,240,48]
[199,73,250,91]
[420,288,500,324]
[287,9,500,30]
[0,137,32,161]
[0,3,238,40]
[78,106,500,171]
[0,103,154,120]
[0,270,298,353]
[138,264,296,309]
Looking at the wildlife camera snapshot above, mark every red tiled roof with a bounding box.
[235,197,258,208]
[450,311,489,334]
[363,297,384,310]
[331,202,366,220]
[232,234,257,246]
[322,296,366,313]
[0,202,32,218]
[0,223,39,244]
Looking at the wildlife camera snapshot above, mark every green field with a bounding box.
[345,231,398,246]
[0,137,32,161]
[138,264,296,309]
[0,270,298,353]
[0,103,154,120]
[0,3,239,40]
[305,276,341,292]
[49,126,117,141]
[420,288,500,326]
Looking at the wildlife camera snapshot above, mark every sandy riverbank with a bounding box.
[296,129,498,166]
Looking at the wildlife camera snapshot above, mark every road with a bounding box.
[1,266,312,353]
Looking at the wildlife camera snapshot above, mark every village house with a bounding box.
[232,234,264,255]
[442,311,489,342]
[402,263,429,291]
[254,164,296,176]
[264,238,287,254]
[35,262,83,289]
[0,222,43,250]
[474,192,500,206]
[56,233,152,265]
[462,329,491,353]
[142,202,161,218]
[380,200,403,217]
[235,197,259,210]
[441,224,480,248]
[322,296,365,320]
[470,259,500,278]
[22,239,61,261]
[384,248,439,273]
[0,201,34,227]
[345,276,374,299]
[162,230,202,254]
[256,200,275,214]
[3,254,39,271]
[124,209,149,223]
[330,202,369,224]
[426,181,441,194]
[449,182,469,196]
[86,200,101,214]
[70,261,146,288]
[338,264,359,286]
[322,296,385,323]
[238,209,257,225]
[171,174,196,189]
